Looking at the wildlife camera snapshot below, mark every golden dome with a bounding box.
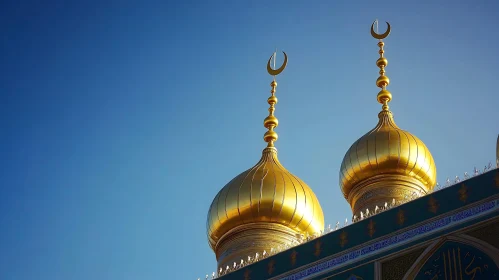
[339,22,437,216]
[339,110,437,214]
[206,52,324,268]
[207,147,324,266]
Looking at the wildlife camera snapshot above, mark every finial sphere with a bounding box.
[371,21,391,40]
[267,51,288,76]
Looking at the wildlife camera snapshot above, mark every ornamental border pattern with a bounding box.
[278,199,498,280]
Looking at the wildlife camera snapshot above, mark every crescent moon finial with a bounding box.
[263,51,287,148]
[371,21,391,40]
[267,51,288,76]
[372,20,392,112]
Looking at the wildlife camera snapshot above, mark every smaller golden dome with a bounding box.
[339,111,437,214]
[339,21,437,216]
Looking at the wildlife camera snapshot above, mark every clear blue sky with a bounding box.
[1,1,498,279]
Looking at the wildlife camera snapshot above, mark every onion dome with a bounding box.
[339,22,437,216]
[206,52,324,269]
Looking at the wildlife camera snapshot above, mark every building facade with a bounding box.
[215,168,499,279]
[202,22,499,280]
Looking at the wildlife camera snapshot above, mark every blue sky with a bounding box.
[1,1,498,279]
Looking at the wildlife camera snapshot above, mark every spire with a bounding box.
[264,51,288,148]
[371,20,392,112]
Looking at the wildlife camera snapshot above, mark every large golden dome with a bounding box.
[207,147,324,267]
[207,53,324,269]
[340,22,436,216]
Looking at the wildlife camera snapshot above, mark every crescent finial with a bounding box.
[371,21,391,40]
[267,51,288,76]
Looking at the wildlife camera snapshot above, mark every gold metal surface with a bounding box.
[267,51,288,77]
[264,80,279,147]
[367,220,376,237]
[371,21,391,40]
[339,231,348,248]
[459,184,468,203]
[397,209,406,226]
[496,134,498,167]
[244,269,251,280]
[207,147,324,242]
[267,259,275,275]
[428,196,439,214]
[339,22,437,215]
[290,250,298,266]
[207,52,324,269]
[314,240,322,257]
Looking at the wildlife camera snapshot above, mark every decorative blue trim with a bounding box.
[279,200,498,280]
